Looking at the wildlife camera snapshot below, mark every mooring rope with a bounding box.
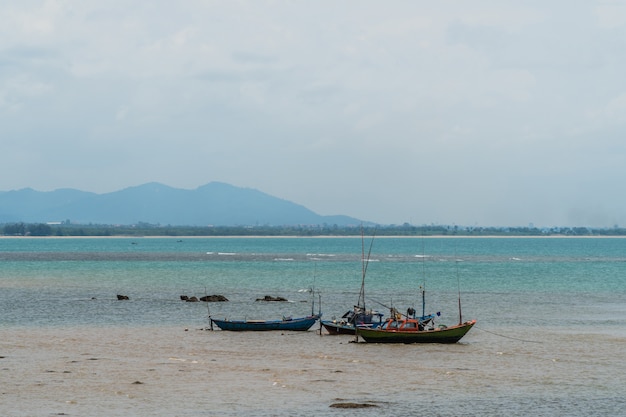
[474,326,543,343]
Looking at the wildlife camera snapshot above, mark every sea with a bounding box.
[1,236,625,416]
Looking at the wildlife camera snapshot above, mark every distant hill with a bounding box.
[0,182,363,227]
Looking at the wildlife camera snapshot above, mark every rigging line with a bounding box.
[367,296,389,309]
[473,326,543,343]
[358,227,377,309]
[367,296,406,317]
[362,227,377,279]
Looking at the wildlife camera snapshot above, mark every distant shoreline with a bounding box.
[2,234,626,239]
[5,221,625,238]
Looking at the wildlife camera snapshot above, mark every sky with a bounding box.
[2,1,626,228]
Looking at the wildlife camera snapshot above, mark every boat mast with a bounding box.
[456,256,463,324]
[205,286,213,331]
[421,285,426,319]
[357,227,376,311]
[420,238,426,319]
[311,263,317,316]
[358,228,365,309]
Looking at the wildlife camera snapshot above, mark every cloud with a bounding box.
[1,1,626,227]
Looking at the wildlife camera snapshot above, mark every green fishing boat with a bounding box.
[356,316,476,343]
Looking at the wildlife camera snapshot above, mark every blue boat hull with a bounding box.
[211,314,321,331]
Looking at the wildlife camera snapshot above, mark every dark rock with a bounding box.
[117,294,129,300]
[256,295,288,302]
[180,295,189,301]
[186,296,199,302]
[199,294,229,302]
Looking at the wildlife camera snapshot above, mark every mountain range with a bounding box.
[0,182,363,226]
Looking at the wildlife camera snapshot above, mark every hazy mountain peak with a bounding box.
[0,182,362,226]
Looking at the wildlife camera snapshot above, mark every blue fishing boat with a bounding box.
[210,289,322,331]
[210,314,321,331]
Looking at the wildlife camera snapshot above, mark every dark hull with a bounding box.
[321,321,357,335]
[357,320,476,344]
[211,315,320,331]
[322,320,381,335]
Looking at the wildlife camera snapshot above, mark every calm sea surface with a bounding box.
[1,237,625,416]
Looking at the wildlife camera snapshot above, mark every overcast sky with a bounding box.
[2,1,626,227]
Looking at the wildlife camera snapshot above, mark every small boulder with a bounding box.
[200,294,229,302]
[256,295,288,302]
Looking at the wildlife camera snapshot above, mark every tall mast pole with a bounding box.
[357,226,376,311]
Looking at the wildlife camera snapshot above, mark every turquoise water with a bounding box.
[2,237,626,416]
[2,237,625,330]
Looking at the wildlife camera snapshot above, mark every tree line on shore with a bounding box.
[3,222,626,237]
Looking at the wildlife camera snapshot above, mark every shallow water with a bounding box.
[1,237,626,416]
